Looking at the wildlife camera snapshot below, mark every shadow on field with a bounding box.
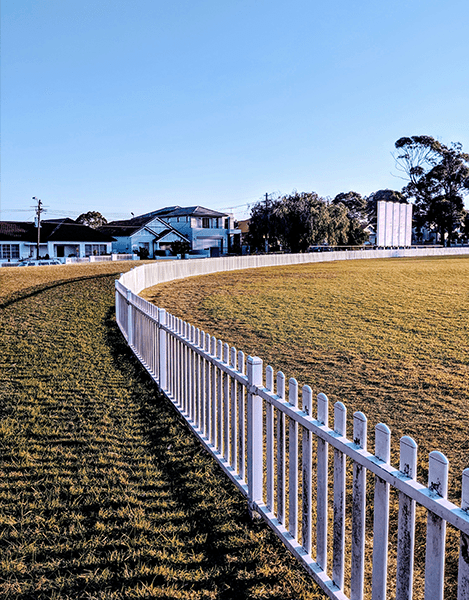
[103,306,320,599]
[0,273,121,309]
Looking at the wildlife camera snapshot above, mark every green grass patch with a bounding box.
[0,263,326,599]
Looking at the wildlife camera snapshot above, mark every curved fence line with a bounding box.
[118,246,469,294]
[116,249,469,600]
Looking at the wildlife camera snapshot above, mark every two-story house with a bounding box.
[98,213,190,258]
[152,206,241,256]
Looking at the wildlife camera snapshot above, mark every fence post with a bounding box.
[158,308,167,392]
[247,355,263,512]
[126,289,133,346]
[458,469,469,600]
[424,451,448,600]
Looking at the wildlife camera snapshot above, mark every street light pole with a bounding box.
[32,197,44,259]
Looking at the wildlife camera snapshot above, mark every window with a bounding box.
[202,218,210,228]
[0,244,20,259]
[85,244,107,256]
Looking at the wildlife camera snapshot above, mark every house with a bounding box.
[150,206,241,256]
[98,213,190,258]
[0,219,115,263]
[102,206,241,257]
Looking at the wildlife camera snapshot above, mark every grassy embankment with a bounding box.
[141,255,469,599]
[0,263,326,600]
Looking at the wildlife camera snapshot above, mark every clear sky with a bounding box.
[2,0,469,223]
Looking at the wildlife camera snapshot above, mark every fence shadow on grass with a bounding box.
[103,305,327,599]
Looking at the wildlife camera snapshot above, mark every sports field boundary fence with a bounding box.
[115,248,469,600]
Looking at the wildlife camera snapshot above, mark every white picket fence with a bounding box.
[115,250,469,600]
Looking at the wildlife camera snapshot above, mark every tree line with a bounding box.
[247,136,469,252]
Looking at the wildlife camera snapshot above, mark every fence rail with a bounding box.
[115,250,469,600]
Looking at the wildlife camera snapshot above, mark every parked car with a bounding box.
[17,259,62,267]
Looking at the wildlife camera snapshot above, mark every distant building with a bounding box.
[98,213,189,258]
[104,206,241,257]
[0,218,115,262]
[150,206,241,256]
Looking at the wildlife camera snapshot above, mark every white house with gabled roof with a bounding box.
[98,213,189,258]
[150,206,241,256]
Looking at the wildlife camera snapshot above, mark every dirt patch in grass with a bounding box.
[0,263,326,599]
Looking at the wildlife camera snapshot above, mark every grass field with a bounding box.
[0,262,326,600]
[141,255,469,599]
[142,256,469,496]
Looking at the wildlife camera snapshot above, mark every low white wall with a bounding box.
[118,247,469,294]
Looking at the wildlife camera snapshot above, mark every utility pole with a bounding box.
[32,197,44,259]
[264,192,269,253]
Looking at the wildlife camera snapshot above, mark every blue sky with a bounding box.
[2,0,469,222]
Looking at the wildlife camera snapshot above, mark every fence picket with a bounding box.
[317,392,329,570]
[424,451,448,600]
[302,385,313,555]
[204,332,211,441]
[351,411,367,600]
[372,423,391,600]
[458,469,469,600]
[333,401,347,591]
[266,366,274,512]
[230,347,238,471]
[210,336,216,446]
[158,308,167,392]
[223,343,230,461]
[247,356,263,507]
[396,436,417,600]
[277,371,286,526]
[237,351,245,481]
[217,339,223,452]
[289,378,299,539]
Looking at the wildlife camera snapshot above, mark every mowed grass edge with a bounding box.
[0,263,326,600]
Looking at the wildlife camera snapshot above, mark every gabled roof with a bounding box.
[0,220,115,243]
[153,206,228,218]
[99,216,189,243]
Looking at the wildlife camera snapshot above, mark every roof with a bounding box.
[0,220,115,243]
[153,206,228,218]
[99,218,190,243]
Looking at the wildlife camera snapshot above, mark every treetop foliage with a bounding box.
[394,135,469,245]
[76,211,108,229]
[247,191,369,252]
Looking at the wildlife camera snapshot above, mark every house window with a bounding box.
[85,244,107,256]
[202,218,210,228]
[0,244,20,259]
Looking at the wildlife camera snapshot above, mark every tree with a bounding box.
[332,191,367,220]
[273,192,328,252]
[332,191,370,245]
[76,211,108,229]
[170,240,191,258]
[394,136,469,245]
[246,194,283,252]
[366,187,404,220]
